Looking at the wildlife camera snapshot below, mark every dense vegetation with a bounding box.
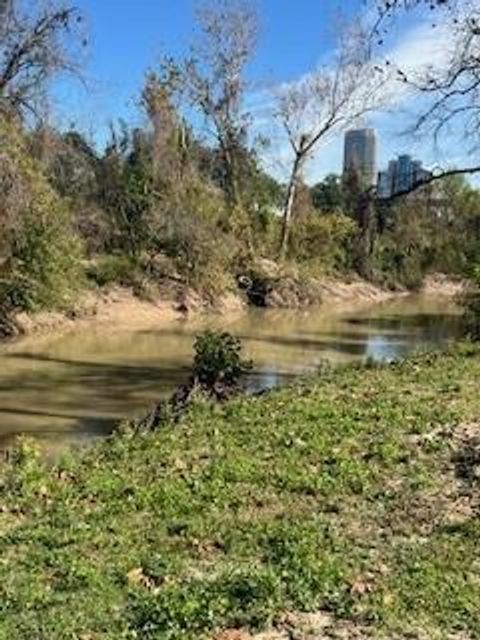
[1,344,480,639]
[1,0,480,326]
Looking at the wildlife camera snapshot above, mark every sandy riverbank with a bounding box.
[5,273,467,342]
[10,287,244,339]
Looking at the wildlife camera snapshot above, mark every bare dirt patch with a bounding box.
[214,612,373,640]
[406,422,480,530]
[421,273,469,298]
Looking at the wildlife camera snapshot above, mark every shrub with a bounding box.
[2,438,45,502]
[152,177,237,301]
[192,330,253,394]
[135,331,253,431]
[372,244,425,291]
[1,202,85,311]
[241,260,322,308]
[86,254,140,288]
[288,212,356,272]
[0,119,85,312]
[465,295,480,341]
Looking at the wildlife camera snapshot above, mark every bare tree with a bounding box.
[276,25,386,260]
[0,0,86,119]
[371,1,480,146]
[373,0,457,25]
[161,0,258,213]
[407,9,480,147]
[369,0,480,188]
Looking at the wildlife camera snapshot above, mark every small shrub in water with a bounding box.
[136,330,252,431]
[193,330,253,395]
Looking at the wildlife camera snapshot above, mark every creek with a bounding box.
[0,294,464,453]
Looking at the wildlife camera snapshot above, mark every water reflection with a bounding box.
[0,294,464,451]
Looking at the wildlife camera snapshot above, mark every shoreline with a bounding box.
[2,273,467,345]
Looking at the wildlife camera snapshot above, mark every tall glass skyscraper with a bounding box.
[343,128,377,187]
[377,155,431,198]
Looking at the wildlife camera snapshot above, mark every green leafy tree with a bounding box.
[97,124,155,257]
[311,174,345,213]
[0,118,84,311]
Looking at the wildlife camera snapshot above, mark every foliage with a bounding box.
[464,293,480,341]
[463,265,480,341]
[373,176,480,290]
[86,254,140,288]
[1,0,480,319]
[2,437,45,499]
[29,127,99,201]
[1,347,480,638]
[311,174,346,213]
[97,124,155,257]
[158,0,258,212]
[288,211,356,272]
[0,119,85,312]
[192,330,253,392]
[152,174,237,299]
[94,87,240,301]
[28,127,109,255]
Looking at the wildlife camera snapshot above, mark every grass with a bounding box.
[1,344,480,639]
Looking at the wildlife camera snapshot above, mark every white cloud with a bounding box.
[387,21,453,80]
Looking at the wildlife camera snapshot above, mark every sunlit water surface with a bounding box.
[0,295,464,453]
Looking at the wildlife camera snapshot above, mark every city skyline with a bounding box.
[342,127,433,197]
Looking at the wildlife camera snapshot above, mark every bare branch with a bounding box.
[0,0,87,120]
[380,164,480,202]
[374,1,480,150]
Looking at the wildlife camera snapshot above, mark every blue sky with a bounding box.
[52,1,465,183]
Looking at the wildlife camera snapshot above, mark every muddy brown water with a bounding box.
[0,295,465,453]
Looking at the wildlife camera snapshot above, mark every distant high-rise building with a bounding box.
[395,155,414,193]
[412,161,431,186]
[377,155,431,199]
[377,169,393,199]
[343,128,377,187]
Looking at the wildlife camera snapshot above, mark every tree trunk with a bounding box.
[222,142,242,211]
[355,189,377,278]
[223,141,256,255]
[279,151,303,261]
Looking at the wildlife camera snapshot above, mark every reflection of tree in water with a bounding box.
[345,313,462,337]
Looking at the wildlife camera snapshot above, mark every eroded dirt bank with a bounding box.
[4,273,468,342]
